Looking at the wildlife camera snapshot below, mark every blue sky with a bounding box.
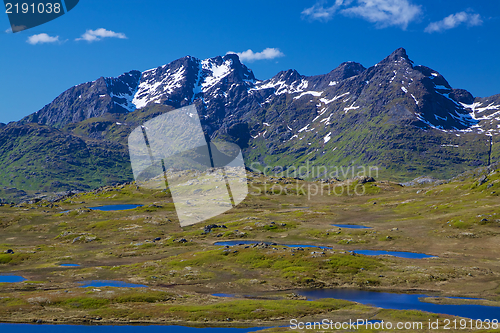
[1,0,499,124]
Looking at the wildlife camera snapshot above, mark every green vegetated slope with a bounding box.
[0,123,131,192]
[0,105,176,201]
[0,102,496,203]
[245,100,493,182]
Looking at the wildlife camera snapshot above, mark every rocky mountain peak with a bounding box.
[21,69,143,128]
[104,70,142,112]
[218,53,256,82]
[199,54,256,91]
[378,47,412,67]
[273,69,303,85]
[6,48,500,197]
[413,65,451,89]
[18,48,500,140]
[334,61,366,78]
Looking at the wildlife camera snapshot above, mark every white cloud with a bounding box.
[342,0,421,29]
[76,28,127,42]
[26,33,60,45]
[425,11,483,33]
[228,48,285,62]
[5,27,12,34]
[301,0,349,22]
[302,0,421,29]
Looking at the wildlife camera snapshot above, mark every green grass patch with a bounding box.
[114,291,172,303]
[58,297,110,309]
[447,219,472,229]
[0,297,29,306]
[0,254,13,264]
[327,254,383,273]
[163,298,354,321]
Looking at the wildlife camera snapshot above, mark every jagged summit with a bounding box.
[22,54,257,128]
[378,47,412,65]
[19,48,500,136]
[4,48,500,195]
[333,61,366,78]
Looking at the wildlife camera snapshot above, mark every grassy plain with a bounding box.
[1,166,500,331]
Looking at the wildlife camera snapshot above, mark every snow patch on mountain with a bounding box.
[324,132,332,143]
[410,94,419,105]
[417,114,444,130]
[320,113,333,125]
[344,102,359,113]
[251,78,310,96]
[104,72,141,111]
[436,91,460,107]
[201,58,232,90]
[191,64,203,103]
[298,124,310,133]
[313,107,328,122]
[132,65,186,109]
[454,102,500,134]
[293,91,323,100]
[319,92,350,105]
[461,102,500,120]
[110,91,136,111]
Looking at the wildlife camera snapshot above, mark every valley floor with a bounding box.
[1,169,500,332]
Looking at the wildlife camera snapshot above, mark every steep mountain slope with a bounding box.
[0,122,131,193]
[21,54,257,128]
[208,48,498,179]
[2,48,500,201]
[22,71,142,127]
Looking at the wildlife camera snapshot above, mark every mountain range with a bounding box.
[1,48,499,201]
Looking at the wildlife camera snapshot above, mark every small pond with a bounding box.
[331,224,371,229]
[89,204,143,211]
[214,241,331,250]
[78,280,148,288]
[353,249,436,259]
[60,264,80,267]
[212,293,238,297]
[297,289,499,321]
[214,241,436,258]
[0,275,27,283]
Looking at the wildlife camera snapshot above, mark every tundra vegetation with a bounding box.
[0,165,500,332]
